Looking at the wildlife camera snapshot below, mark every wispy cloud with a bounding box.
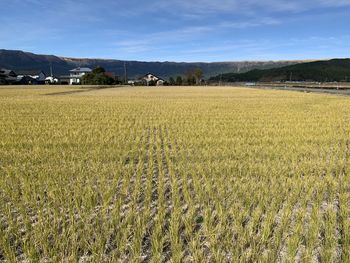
[114,16,281,54]
[319,0,350,7]
[132,0,350,17]
[1,0,349,61]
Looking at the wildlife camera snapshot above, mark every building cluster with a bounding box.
[1,68,57,85]
[0,67,164,86]
[0,67,100,85]
[0,69,49,85]
[128,73,165,86]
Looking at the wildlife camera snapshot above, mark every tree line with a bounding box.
[82,66,205,86]
[167,68,204,86]
[82,67,121,85]
[209,59,350,83]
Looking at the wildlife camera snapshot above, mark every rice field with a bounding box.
[1,85,350,262]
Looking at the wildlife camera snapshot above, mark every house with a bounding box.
[45,76,59,84]
[30,71,46,82]
[141,73,165,86]
[127,79,143,86]
[0,68,17,84]
[57,75,70,85]
[17,70,47,84]
[69,67,92,85]
[17,75,38,85]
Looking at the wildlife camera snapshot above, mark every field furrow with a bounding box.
[1,86,350,262]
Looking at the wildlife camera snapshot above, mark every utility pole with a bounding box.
[50,63,53,77]
[124,61,127,84]
[289,72,293,82]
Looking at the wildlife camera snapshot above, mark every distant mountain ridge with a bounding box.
[0,49,310,79]
[210,58,350,82]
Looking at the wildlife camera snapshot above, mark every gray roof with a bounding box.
[0,68,17,77]
[70,67,92,73]
[16,70,46,76]
[142,73,165,81]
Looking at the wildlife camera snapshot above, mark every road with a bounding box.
[251,85,350,96]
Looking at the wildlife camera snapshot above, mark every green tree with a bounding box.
[82,67,115,85]
[148,80,156,86]
[175,76,183,86]
[169,77,175,85]
[194,68,203,85]
[92,66,106,74]
[185,69,196,85]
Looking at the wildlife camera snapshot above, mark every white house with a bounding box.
[45,76,59,84]
[69,67,92,85]
[141,73,165,86]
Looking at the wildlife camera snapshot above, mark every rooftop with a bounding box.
[70,67,92,73]
[0,68,17,77]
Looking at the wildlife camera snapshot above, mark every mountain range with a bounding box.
[210,59,350,82]
[0,49,309,79]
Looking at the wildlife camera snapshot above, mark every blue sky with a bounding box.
[0,0,349,62]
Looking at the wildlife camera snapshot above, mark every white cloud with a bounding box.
[140,0,350,16]
[319,0,350,7]
[114,16,280,55]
